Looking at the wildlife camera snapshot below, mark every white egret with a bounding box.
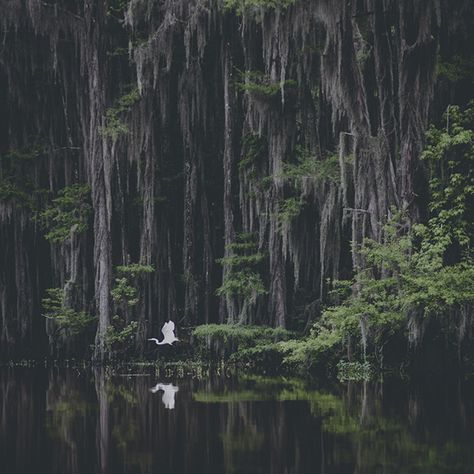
[148,320,179,346]
[150,383,179,409]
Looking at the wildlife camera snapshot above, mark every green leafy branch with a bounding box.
[39,184,92,243]
[42,288,95,336]
[217,233,267,301]
[111,263,154,307]
[99,88,141,140]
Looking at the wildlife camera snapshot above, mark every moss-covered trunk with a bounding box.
[0,0,472,359]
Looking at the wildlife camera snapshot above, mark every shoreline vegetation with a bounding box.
[23,104,474,380]
[1,1,474,377]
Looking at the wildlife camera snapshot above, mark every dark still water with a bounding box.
[1,368,474,474]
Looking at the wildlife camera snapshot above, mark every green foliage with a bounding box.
[281,146,340,186]
[224,0,295,15]
[106,317,139,348]
[276,197,304,225]
[336,360,373,381]
[217,270,267,300]
[0,141,45,208]
[107,0,129,20]
[111,263,154,307]
[275,104,474,373]
[107,262,153,352]
[39,184,91,243]
[42,288,95,335]
[99,88,141,140]
[217,253,265,267]
[0,179,34,207]
[235,70,296,99]
[111,278,139,306]
[437,55,474,84]
[274,149,340,228]
[217,233,266,301]
[115,263,155,278]
[421,103,474,257]
[238,133,266,170]
[192,323,293,361]
[229,343,285,372]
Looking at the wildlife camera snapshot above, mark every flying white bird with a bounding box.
[150,383,179,409]
[148,320,179,346]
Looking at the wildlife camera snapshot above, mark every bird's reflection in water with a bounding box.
[150,382,179,409]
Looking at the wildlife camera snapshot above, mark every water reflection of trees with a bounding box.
[1,370,474,474]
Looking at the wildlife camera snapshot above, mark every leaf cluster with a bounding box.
[0,141,45,208]
[39,184,92,243]
[223,0,295,15]
[278,103,474,371]
[42,288,95,336]
[280,146,340,186]
[106,318,139,348]
[234,70,296,99]
[216,233,267,301]
[111,262,155,307]
[99,88,141,140]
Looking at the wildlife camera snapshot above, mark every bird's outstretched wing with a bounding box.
[161,320,175,338]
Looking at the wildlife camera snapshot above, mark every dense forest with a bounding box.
[1,0,474,374]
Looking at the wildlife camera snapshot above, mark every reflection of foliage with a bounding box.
[193,376,309,402]
[221,426,264,452]
[42,288,95,336]
[337,360,372,382]
[107,381,138,405]
[39,184,91,243]
[196,377,474,473]
[47,388,92,444]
